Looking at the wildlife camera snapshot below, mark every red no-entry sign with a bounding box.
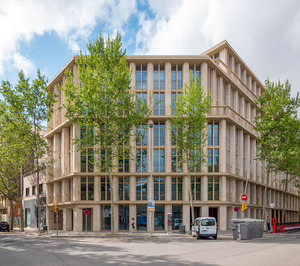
[241,194,248,201]
[84,210,90,216]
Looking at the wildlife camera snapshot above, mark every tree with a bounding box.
[170,73,211,226]
[274,97,300,222]
[1,70,55,232]
[63,33,149,233]
[255,80,300,225]
[0,101,32,231]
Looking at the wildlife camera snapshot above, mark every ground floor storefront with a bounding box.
[24,198,46,229]
[46,203,300,232]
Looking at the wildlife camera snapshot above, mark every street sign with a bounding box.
[234,207,239,212]
[241,194,248,201]
[270,203,275,209]
[84,210,90,216]
[148,201,155,212]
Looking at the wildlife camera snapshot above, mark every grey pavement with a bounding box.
[0,230,299,266]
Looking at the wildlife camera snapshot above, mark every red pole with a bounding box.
[273,218,277,234]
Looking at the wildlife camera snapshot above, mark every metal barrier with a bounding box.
[276,222,300,233]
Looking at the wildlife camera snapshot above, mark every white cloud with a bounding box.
[12,53,35,75]
[136,0,300,101]
[0,0,137,76]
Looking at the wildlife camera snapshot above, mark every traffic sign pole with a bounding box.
[56,211,58,236]
[86,215,88,234]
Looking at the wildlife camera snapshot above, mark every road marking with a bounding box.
[0,246,26,252]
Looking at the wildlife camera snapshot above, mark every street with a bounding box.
[0,231,299,266]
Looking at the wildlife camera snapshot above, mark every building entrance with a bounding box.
[137,205,147,231]
[82,208,93,232]
[209,207,218,224]
[154,205,164,231]
[119,205,129,230]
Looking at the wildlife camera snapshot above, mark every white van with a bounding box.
[195,217,218,240]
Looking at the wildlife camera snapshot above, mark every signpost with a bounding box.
[241,194,248,201]
[54,204,58,236]
[234,207,239,218]
[84,210,90,233]
[148,201,155,212]
[270,203,275,209]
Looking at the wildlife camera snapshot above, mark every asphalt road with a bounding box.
[0,231,299,266]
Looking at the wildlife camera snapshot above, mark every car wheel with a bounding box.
[7,229,10,232]
[213,235,217,240]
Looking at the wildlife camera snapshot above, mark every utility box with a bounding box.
[232,218,264,240]
[179,224,186,234]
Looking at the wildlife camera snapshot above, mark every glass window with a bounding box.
[154,93,165,116]
[136,124,148,146]
[102,205,111,230]
[119,205,129,230]
[88,178,94,200]
[208,124,213,146]
[136,150,148,172]
[172,93,176,114]
[191,177,201,200]
[154,65,165,90]
[154,150,165,173]
[208,177,219,201]
[214,178,219,200]
[208,149,213,172]
[172,177,182,200]
[119,150,130,173]
[26,188,29,197]
[214,149,219,172]
[196,65,201,86]
[201,218,215,226]
[32,186,36,196]
[81,177,94,200]
[154,122,165,146]
[178,66,182,89]
[137,205,147,230]
[155,205,165,231]
[154,177,165,201]
[81,177,87,200]
[172,205,182,230]
[119,177,130,201]
[136,64,147,91]
[39,184,43,194]
[136,177,148,201]
[214,124,219,146]
[101,177,111,201]
[136,93,147,107]
[172,65,176,90]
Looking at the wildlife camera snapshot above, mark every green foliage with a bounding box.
[255,79,300,220]
[63,33,150,172]
[0,101,32,201]
[171,73,211,173]
[1,70,55,170]
[255,80,300,169]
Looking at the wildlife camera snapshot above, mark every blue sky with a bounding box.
[0,0,299,105]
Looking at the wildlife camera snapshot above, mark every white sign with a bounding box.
[270,203,275,209]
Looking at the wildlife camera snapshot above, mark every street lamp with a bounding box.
[149,122,153,237]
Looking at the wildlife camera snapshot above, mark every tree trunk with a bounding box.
[187,171,195,228]
[10,198,14,231]
[20,201,24,232]
[262,166,270,226]
[36,156,41,232]
[282,173,288,223]
[109,168,114,234]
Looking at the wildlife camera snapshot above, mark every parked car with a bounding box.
[0,221,10,232]
[195,217,217,240]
